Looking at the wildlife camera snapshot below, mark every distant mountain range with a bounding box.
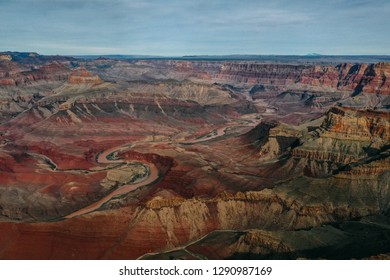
[58,54,390,64]
[2,51,390,64]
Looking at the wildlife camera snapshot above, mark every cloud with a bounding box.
[202,8,312,27]
[0,0,389,55]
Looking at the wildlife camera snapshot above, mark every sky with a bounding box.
[0,0,389,56]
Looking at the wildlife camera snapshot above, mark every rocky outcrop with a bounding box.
[0,61,70,86]
[68,67,102,84]
[0,60,26,83]
[283,107,390,177]
[0,54,12,61]
[323,107,390,138]
[357,62,390,95]
[257,125,301,161]
[145,214,390,260]
[119,81,235,105]
[240,106,389,176]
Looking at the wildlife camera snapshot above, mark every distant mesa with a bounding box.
[0,51,41,61]
[0,54,12,61]
[68,66,102,84]
[305,53,322,57]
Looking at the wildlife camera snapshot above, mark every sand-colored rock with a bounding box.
[68,67,102,84]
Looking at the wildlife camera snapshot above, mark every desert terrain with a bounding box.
[0,52,389,259]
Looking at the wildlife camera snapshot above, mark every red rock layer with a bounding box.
[214,62,390,95]
[0,186,384,259]
[0,61,70,86]
[322,107,390,139]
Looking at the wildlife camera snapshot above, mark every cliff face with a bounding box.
[0,60,27,85]
[256,125,301,161]
[358,62,390,95]
[322,107,389,139]
[0,52,74,86]
[0,169,388,259]
[3,58,389,96]
[238,105,389,178]
[143,214,390,260]
[279,107,390,177]
[87,59,390,98]
[215,62,390,95]
[216,63,309,85]
[0,61,70,86]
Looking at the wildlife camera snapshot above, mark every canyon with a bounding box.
[0,52,389,259]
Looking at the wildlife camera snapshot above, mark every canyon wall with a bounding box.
[215,62,390,95]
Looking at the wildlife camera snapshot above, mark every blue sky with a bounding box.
[0,0,389,55]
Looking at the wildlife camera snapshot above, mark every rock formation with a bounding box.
[68,67,102,84]
[215,62,390,95]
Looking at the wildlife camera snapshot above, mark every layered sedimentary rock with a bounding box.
[284,107,390,177]
[248,123,301,161]
[143,214,390,260]
[83,59,390,111]
[0,60,27,86]
[68,67,102,84]
[0,61,70,86]
[215,62,390,95]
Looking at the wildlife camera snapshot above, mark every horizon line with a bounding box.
[2,51,390,57]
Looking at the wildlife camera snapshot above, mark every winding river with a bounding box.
[64,112,262,218]
[65,144,159,218]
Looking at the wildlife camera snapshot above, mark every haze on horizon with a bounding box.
[0,0,389,56]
